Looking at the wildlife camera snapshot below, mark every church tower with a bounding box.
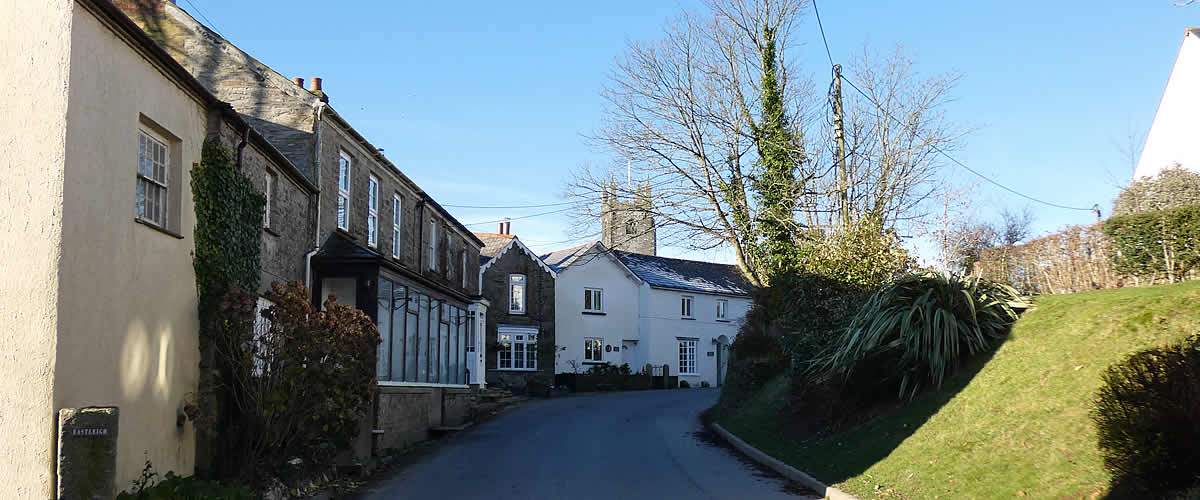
[601,181,656,255]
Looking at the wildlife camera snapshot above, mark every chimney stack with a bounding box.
[311,77,323,92]
[504,219,512,235]
[497,222,504,234]
[292,77,304,88]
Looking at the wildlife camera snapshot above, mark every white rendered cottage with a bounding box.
[543,242,752,388]
[1136,27,1200,179]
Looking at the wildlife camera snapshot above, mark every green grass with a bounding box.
[719,280,1200,499]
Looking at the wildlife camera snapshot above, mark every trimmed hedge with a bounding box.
[1092,334,1200,496]
[1104,204,1200,281]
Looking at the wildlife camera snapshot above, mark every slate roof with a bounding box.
[314,231,381,260]
[474,232,516,258]
[539,242,599,272]
[613,251,752,296]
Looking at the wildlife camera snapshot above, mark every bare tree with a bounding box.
[569,1,965,284]
[998,207,1034,246]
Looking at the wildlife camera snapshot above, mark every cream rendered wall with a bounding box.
[554,248,642,373]
[1135,28,1200,179]
[0,1,73,497]
[642,289,749,387]
[55,6,204,490]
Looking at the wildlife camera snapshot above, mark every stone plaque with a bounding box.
[58,406,119,500]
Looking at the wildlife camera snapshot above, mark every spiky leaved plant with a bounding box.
[814,273,1028,399]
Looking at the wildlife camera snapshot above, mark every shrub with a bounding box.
[192,281,379,486]
[679,380,691,389]
[1104,204,1200,282]
[1091,334,1200,496]
[118,461,253,500]
[700,380,711,388]
[815,273,1027,399]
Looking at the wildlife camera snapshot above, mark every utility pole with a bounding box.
[831,64,850,230]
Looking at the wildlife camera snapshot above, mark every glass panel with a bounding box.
[440,321,450,382]
[457,311,467,383]
[391,285,405,382]
[584,290,592,310]
[376,279,392,380]
[337,195,347,227]
[418,296,430,382]
[448,309,458,384]
[510,284,524,312]
[405,310,419,382]
[596,292,602,311]
[136,180,147,218]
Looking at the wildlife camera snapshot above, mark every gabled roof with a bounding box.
[475,233,516,257]
[539,242,600,272]
[614,251,752,297]
[474,233,556,278]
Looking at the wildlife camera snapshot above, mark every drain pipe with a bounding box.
[306,102,328,291]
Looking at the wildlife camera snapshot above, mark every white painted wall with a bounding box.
[55,5,209,489]
[1135,28,1200,179]
[642,288,749,387]
[553,247,642,373]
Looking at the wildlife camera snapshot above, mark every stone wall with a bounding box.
[373,386,471,453]
[315,116,480,297]
[212,120,316,294]
[482,244,555,391]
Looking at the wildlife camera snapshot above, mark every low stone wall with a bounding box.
[372,386,472,454]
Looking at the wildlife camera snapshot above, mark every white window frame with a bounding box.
[584,337,603,363]
[429,219,439,270]
[337,151,352,230]
[681,295,694,319]
[497,326,538,371]
[367,175,379,247]
[263,170,276,229]
[461,251,468,288]
[136,128,170,228]
[583,288,604,313]
[508,274,526,315]
[391,194,402,258]
[678,338,698,375]
[716,299,728,320]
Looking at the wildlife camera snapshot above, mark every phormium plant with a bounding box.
[814,273,1028,399]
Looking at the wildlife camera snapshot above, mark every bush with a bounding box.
[193,281,379,486]
[679,380,691,389]
[815,273,1027,399]
[1091,334,1200,496]
[118,462,253,500]
[1104,204,1200,282]
[700,380,710,388]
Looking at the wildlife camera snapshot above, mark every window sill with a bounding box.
[582,311,606,316]
[678,373,699,376]
[681,317,696,321]
[135,218,184,239]
[508,312,526,316]
[716,319,730,323]
[582,361,607,365]
[263,226,280,237]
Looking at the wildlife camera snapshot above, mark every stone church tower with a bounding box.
[601,181,656,256]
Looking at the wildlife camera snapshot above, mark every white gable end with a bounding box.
[1136,28,1200,179]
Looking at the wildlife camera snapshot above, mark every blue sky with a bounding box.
[187,0,1196,261]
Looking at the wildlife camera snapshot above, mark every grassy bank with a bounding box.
[719,280,1200,499]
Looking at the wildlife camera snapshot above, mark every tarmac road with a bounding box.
[359,388,819,500]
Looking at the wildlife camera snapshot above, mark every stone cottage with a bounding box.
[476,224,557,393]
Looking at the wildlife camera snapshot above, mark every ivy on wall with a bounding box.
[189,138,264,480]
[192,138,265,311]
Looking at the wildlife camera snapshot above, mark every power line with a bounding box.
[442,201,578,209]
[461,207,576,227]
[180,0,225,38]
[811,0,835,67]
[839,77,1095,212]
[809,1,1095,213]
